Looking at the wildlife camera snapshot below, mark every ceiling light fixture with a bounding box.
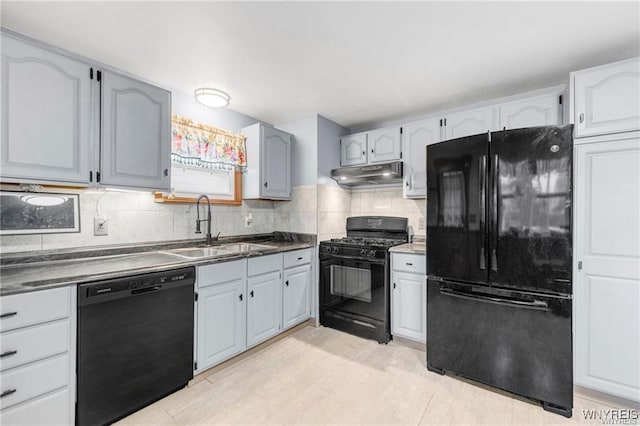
[194,88,230,108]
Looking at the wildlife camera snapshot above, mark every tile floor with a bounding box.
[117,326,629,425]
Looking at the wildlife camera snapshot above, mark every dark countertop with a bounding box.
[0,232,315,297]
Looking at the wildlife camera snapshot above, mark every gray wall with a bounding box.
[275,116,319,187]
[317,114,350,186]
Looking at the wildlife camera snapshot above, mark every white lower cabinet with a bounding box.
[0,286,75,425]
[197,279,246,371]
[247,271,282,348]
[391,253,427,343]
[574,136,640,402]
[283,264,311,330]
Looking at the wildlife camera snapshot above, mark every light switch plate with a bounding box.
[94,217,108,236]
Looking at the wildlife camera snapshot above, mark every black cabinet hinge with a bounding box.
[439,119,443,127]
[194,292,198,302]
[89,171,93,182]
[89,67,93,80]
[444,118,447,126]
[558,95,563,105]
[97,70,102,82]
[400,127,403,134]
[194,361,197,370]
[96,171,101,183]
[400,151,403,159]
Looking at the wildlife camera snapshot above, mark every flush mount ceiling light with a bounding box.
[194,88,230,108]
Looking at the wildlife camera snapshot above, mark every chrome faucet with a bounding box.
[195,194,213,245]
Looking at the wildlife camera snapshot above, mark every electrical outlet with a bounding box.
[245,213,253,227]
[418,217,425,230]
[94,217,108,236]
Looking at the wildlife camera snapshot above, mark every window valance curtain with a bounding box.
[171,115,247,171]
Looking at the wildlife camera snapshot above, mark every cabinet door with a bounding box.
[499,94,560,130]
[1,35,92,184]
[368,126,402,163]
[403,118,441,198]
[391,271,426,343]
[574,137,640,402]
[574,58,640,138]
[197,279,246,371]
[261,127,291,199]
[283,264,311,329]
[247,271,282,348]
[340,133,368,166]
[444,106,498,140]
[100,71,171,190]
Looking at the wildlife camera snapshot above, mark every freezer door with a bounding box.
[427,134,489,284]
[426,279,573,411]
[489,126,573,295]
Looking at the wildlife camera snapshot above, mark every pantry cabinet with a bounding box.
[243,123,292,200]
[574,136,640,402]
[100,71,171,190]
[340,133,368,166]
[402,118,441,198]
[572,57,640,138]
[391,253,427,343]
[0,34,92,185]
[0,31,172,191]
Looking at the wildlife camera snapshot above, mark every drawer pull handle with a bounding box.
[297,257,303,260]
[1,389,16,398]
[0,350,17,358]
[406,262,413,266]
[0,312,17,319]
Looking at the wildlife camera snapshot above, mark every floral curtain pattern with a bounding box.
[171,115,247,171]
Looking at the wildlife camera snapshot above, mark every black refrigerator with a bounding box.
[426,125,573,417]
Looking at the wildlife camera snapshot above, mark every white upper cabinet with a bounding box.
[0,32,172,191]
[572,57,640,138]
[402,118,441,199]
[1,34,92,185]
[444,106,499,140]
[499,94,561,130]
[368,126,402,163]
[340,133,368,166]
[243,123,292,200]
[100,71,171,190]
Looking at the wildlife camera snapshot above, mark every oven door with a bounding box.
[320,252,388,324]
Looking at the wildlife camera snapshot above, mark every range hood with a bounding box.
[331,161,403,186]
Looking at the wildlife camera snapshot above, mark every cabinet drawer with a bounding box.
[392,253,426,274]
[0,320,70,372]
[0,354,69,410]
[198,260,244,288]
[248,254,282,277]
[0,387,70,426]
[283,249,312,269]
[0,287,70,333]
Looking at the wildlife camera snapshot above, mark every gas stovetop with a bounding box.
[327,237,406,248]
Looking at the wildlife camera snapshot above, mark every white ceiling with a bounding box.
[1,2,639,129]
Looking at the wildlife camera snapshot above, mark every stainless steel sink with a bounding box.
[161,247,233,260]
[218,243,275,253]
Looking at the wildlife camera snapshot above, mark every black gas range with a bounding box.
[319,216,409,343]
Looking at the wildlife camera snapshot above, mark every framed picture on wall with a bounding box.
[0,191,80,235]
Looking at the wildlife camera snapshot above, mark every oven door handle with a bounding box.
[321,254,386,264]
[440,287,550,311]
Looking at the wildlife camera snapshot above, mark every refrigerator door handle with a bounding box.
[479,155,487,270]
[491,154,499,272]
[440,287,550,311]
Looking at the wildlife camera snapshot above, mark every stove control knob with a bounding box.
[332,247,340,254]
[360,249,367,257]
[367,250,376,257]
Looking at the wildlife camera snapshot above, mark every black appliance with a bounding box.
[77,267,195,425]
[426,125,573,417]
[320,216,408,343]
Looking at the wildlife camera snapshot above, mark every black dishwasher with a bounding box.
[77,267,195,426]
